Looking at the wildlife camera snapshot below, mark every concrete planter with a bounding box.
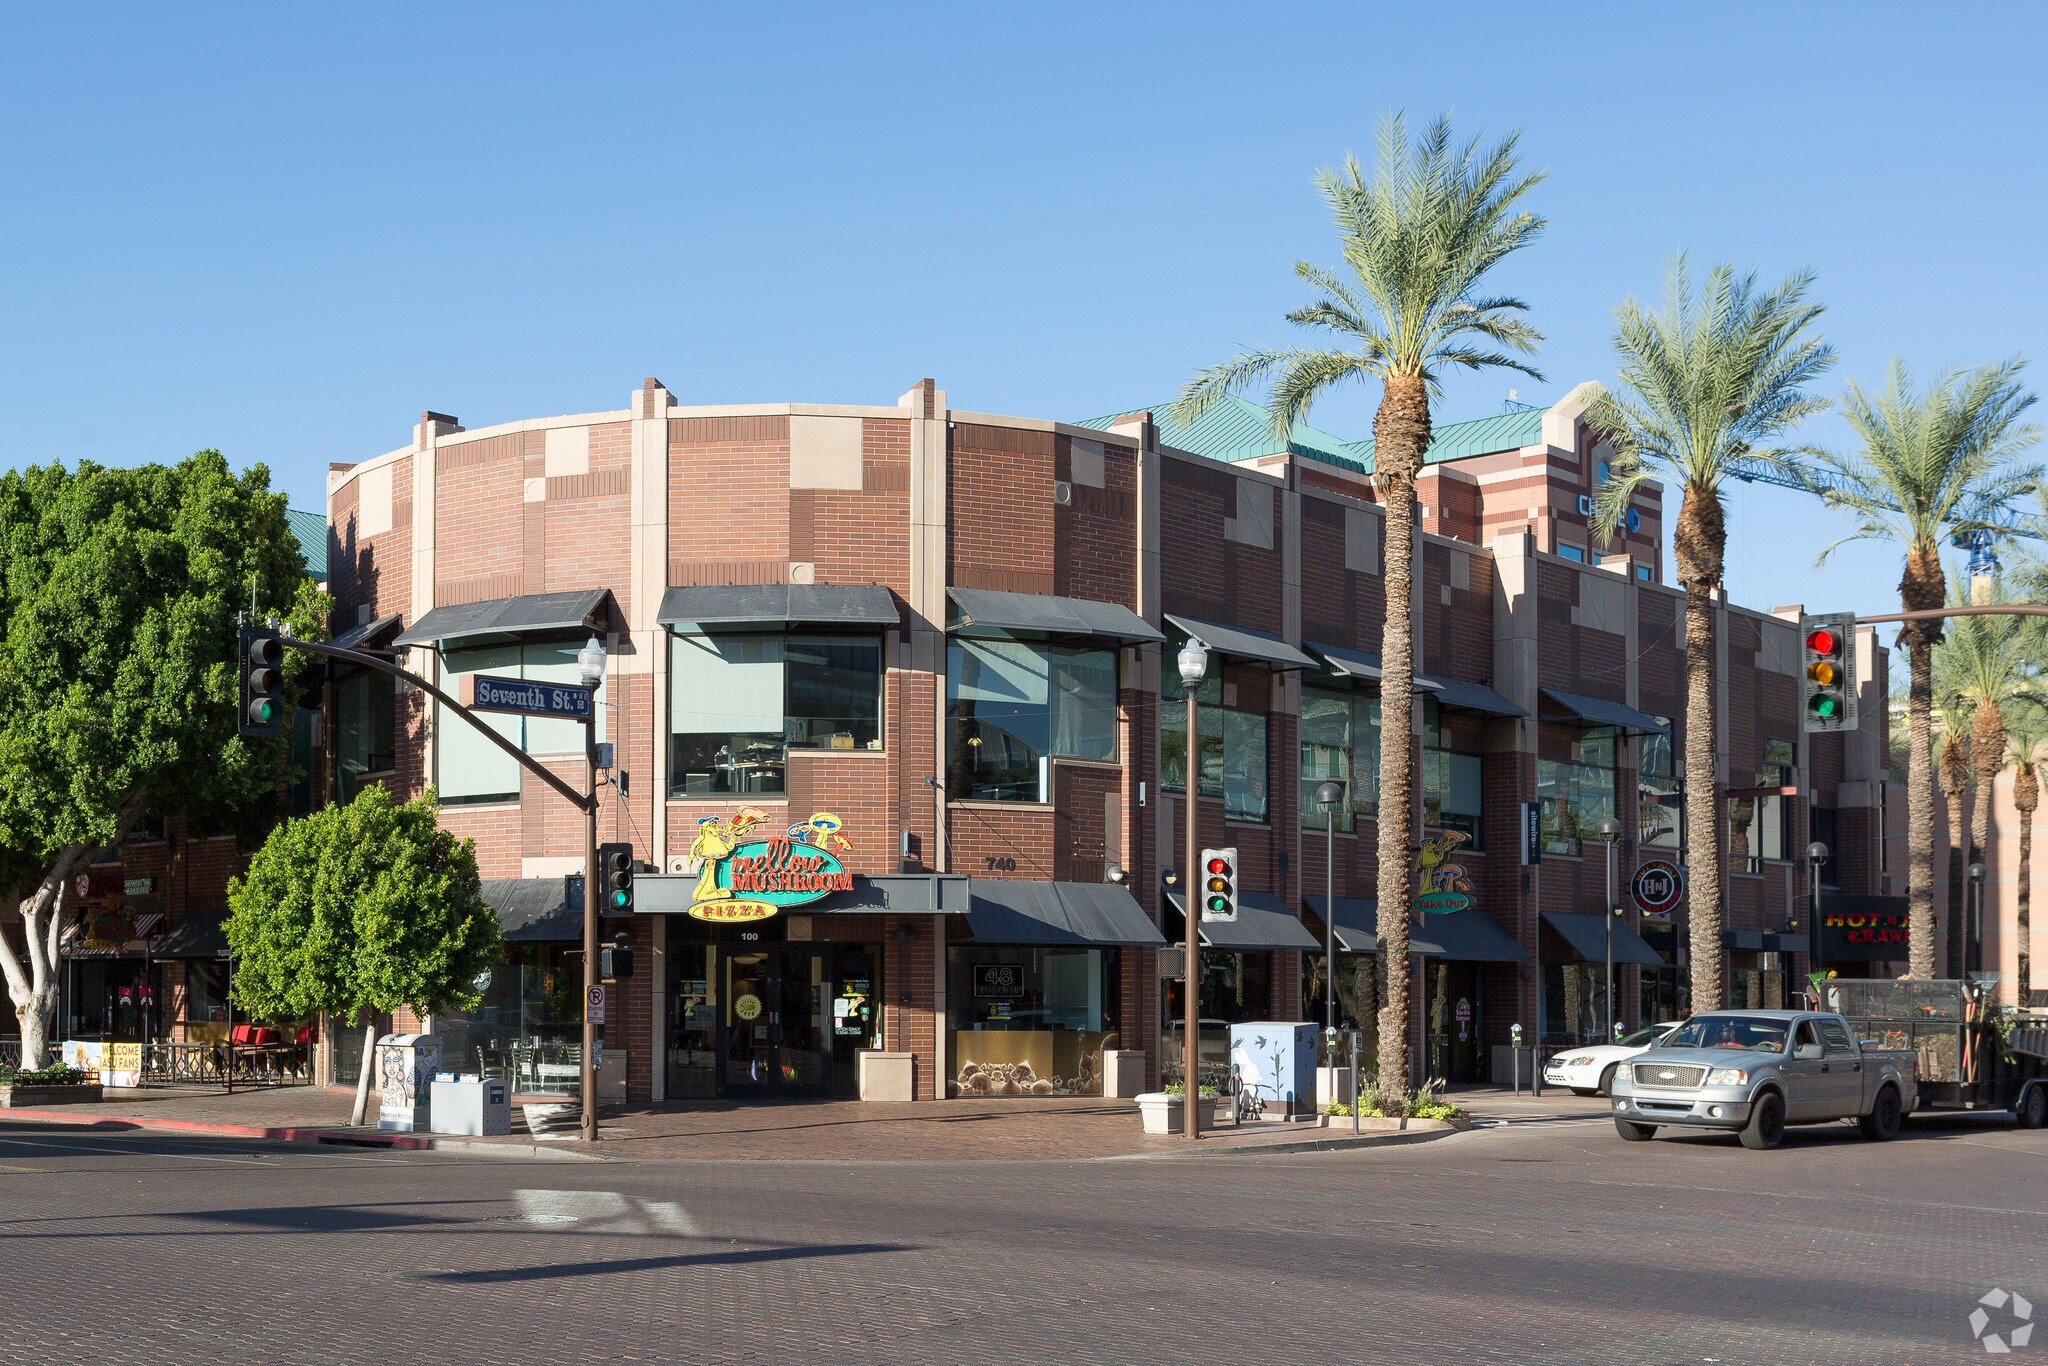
[1316,1112,1472,1134]
[858,1050,915,1102]
[0,1083,103,1108]
[1135,1092,1227,1134]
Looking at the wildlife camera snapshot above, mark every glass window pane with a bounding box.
[440,646,521,802]
[1049,648,1117,760]
[523,641,605,755]
[1221,709,1267,821]
[949,640,1050,801]
[671,634,787,797]
[1352,695,1380,819]
[1299,689,1353,833]
[786,637,880,750]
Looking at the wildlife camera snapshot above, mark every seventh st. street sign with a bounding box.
[468,674,595,721]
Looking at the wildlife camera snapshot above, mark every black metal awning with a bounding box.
[1542,911,1666,966]
[150,910,225,960]
[1424,675,1529,718]
[947,588,1163,644]
[393,589,610,648]
[1302,897,1528,961]
[1165,891,1320,951]
[1308,642,1444,690]
[1164,614,1317,671]
[658,583,900,630]
[1538,688,1668,735]
[963,880,1165,946]
[484,877,583,942]
[331,613,404,653]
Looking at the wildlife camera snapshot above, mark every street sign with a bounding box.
[1412,891,1473,915]
[586,983,606,1025]
[470,674,595,721]
[1632,857,1685,916]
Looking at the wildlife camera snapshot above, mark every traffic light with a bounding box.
[598,842,635,914]
[1799,612,1859,733]
[1198,846,1238,922]
[239,622,284,740]
[600,936,635,981]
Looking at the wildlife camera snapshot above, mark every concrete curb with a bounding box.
[0,1107,601,1160]
[1105,1125,1462,1160]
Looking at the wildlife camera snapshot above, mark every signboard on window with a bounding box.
[1818,894,1909,962]
[972,963,1027,999]
[1520,802,1542,866]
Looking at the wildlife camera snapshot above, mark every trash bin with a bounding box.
[376,1033,439,1132]
[429,1076,511,1136]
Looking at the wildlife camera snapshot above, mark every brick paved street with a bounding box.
[3,1109,2041,1364]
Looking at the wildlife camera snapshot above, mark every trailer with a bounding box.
[1822,978,2048,1127]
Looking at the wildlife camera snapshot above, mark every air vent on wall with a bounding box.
[667,856,691,875]
[1053,481,1073,505]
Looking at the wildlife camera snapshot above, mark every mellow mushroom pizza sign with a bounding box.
[685,808,855,922]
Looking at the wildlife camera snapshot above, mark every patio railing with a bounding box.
[142,1041,313,1089]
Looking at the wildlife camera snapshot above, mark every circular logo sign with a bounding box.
[734,994,763,1022]
[1632,858,1685,916]
[1412,891,1473,915]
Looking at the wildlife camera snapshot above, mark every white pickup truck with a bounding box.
[1608,1009,1919,1150]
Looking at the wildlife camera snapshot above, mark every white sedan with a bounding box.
[1544,1023,1684,1096]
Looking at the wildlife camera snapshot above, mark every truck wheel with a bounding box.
[1598,1064,1619,1096]
[1614,1119,1657,1142]
[1739,1092,1785,1150]
[1858,1085,1902,1141]
[2019,1085,2048,1131]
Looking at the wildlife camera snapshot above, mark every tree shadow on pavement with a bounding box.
[411,1240,916,1284]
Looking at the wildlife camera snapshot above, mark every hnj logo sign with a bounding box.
[686,808,855,922]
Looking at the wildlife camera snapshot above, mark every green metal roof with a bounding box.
[287,508,328,580]
[1074,395,1546,475]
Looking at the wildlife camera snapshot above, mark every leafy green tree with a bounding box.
[227,785,500,1125]
[1590,258,1834,1013]
[1176,113,1546,1094]
[1808,358,2039,978]
[0,454,320,1067]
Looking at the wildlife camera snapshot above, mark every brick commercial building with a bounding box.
[318,376,1893,1105]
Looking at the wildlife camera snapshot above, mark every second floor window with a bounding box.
[670,633,883,798]
[1537,727,1618,856]
[438,641,610,805]
[1162,655,1270,823]
[947,639,1118,802]
[1299,686,1379,833]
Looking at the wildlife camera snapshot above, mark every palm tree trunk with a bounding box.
[1905,643,1938,978]
[1940,736,1971,979]
[2014,766,2036,1006]
[1971,705,2005,979]
[1674,486,1725,1014]
[1372,372,1429,1097]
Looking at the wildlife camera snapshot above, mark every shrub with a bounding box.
[1326,1075,1465,1121]
[0,1062,91,1087]
[1162,1081,1220,1099]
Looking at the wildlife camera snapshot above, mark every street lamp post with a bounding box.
[1968,860,1987,979]
[1177,636,1208,1143]
[1316,780,1345,1095]
[1595,816,1623,1041]
[577,633,607,1144]
[1807,841,1830,1001]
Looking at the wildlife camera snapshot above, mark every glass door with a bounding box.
[720,947,831,1098]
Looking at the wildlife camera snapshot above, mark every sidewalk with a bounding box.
[0,1085,1543,1162]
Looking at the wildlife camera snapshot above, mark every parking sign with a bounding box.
[586,984,606,1025]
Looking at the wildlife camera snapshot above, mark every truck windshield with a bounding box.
[1665,1016,1789,1052]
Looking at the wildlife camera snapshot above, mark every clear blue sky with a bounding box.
[3,4,2042,622]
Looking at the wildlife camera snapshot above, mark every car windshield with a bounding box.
[1618,1025,1673,1047]
[1664,1015,1788,1052]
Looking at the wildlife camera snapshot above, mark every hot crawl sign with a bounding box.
[686,807,854,922]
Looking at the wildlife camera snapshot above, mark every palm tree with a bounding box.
[1933,690,1974,976]
[1936,585,2032,976]
[2004,709,2045,1005]
[1174,113,1546,1096]
[1588,259,1835,1013]
[1807,359,2039,978]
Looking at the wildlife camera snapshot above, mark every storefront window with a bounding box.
[947,640,1117,802]
[1421,702,1484,847]
[333,667,397,803]
[1299,686,1379,833]
[185,961,229,1033]
[1161,949,1271,1089]
[1162,652,1270,822]
[946,947,1118,1096]
[1542,961,1610,1042]
[1537,728,1618,855]
[439,641,611,804]
[1638,729,1680,848]
[434,944,591,1095]
[671,633,883,797]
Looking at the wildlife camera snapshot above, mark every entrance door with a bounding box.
[721,948,829,1098]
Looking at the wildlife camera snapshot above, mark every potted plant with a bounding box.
[1135,1081,1219,1134]
[0,1062,102,1108]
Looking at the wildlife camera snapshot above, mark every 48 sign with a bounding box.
[1631,858,1685,917]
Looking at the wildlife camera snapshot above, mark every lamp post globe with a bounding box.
[1177,638,1209,689]
[578,634,607,690]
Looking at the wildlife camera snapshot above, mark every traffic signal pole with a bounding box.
[256,634,603,1139]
